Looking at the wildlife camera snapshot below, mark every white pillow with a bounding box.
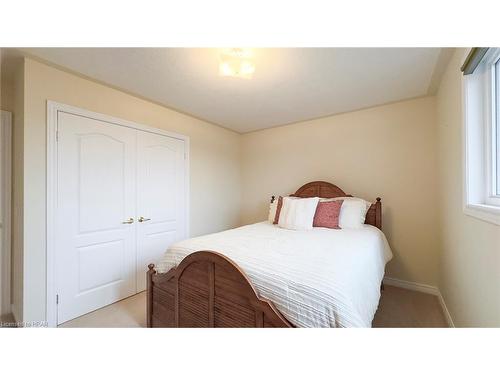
[321,196,372,211]
[337,199,369,229]
[268,198,278,223]
[278,197,319,230]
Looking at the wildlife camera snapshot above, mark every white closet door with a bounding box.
[136,131,186,291]
[56,112,137,324]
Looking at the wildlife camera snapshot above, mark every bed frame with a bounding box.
[146,181,382,328]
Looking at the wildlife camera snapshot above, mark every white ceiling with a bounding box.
[23,48,451,133]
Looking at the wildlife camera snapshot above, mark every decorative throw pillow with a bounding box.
[313,200,343,229]
[278,197,320,230]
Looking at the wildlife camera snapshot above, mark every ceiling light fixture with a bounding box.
[219,48,255,79]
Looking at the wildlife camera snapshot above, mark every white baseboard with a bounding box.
[383,277,455,327]
[383,277,439,295]
[437,293,455,328]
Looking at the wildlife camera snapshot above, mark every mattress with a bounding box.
[156,221,393,327]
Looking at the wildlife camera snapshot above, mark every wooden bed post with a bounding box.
[375,197,382,230]
[376,197,383,291]
[146,264,156,328]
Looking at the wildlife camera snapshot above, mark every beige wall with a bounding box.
[22,58,241,322]
[1,49,17,112]
[436,49,500,327]
[241,97,440,286]
[1,69,14,112]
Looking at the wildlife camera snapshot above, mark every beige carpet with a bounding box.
[58,285,448,328]
[372,285,448,327]
[59,292,147,328]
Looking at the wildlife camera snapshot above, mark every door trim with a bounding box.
[0,110,12,318]
[46,101,190,327]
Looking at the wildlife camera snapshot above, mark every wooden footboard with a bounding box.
[147,251,293,328]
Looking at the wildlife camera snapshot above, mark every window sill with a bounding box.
[464,203,500,226]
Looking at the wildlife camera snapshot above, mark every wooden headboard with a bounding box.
[282,181,382,230]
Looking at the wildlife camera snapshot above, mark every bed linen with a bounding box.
[156,221,393,328]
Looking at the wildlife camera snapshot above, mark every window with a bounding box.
[463,48,500,225]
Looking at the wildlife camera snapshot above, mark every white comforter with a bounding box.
[156,222,393,328]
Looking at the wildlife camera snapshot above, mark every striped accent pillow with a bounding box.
[272,196,301,224]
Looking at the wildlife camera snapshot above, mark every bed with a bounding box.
[146,181,392,328]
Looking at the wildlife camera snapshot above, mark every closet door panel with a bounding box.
[56,112,137,324]
[136,131,186,291]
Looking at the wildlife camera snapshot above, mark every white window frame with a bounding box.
[463,48,500,225]
[491,59,500,198]
[485,53,500,205]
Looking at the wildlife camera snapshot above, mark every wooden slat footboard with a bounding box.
[147,251,292,328]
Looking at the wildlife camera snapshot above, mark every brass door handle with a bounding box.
[122,218,134,224]
[138,216,151,223]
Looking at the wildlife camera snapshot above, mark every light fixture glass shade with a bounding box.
[219,48,255,79]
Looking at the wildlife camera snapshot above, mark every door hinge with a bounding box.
[56,294,59,305]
